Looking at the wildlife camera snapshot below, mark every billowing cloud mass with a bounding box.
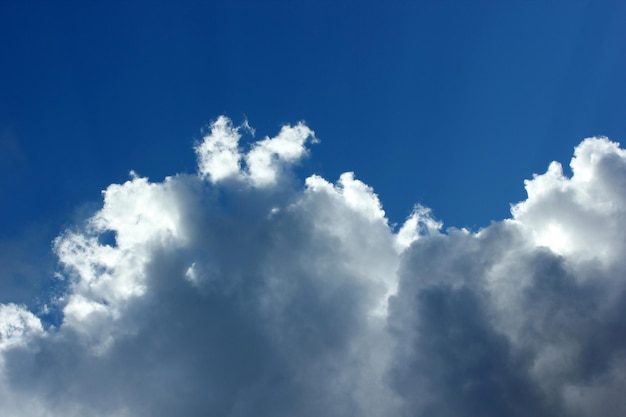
[1,117,626,416]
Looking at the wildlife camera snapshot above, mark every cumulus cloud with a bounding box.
[195,116,317,186]
[1,118,626,416]
[389,136,626,417]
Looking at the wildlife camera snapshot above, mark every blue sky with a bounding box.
[2,1,625,236]
[3,2,626,416]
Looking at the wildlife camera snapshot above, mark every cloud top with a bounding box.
[195,116,317,186]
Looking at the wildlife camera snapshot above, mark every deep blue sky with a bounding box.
[2,1,625,239]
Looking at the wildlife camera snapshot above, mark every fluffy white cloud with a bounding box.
[246,122,317,186]
[195,116,243,182]
[0,304,42,353]
[195,116,317,187]
[1,117,625,417]
[511,137,626,261]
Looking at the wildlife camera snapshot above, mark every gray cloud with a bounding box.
[1,119,625,416]
[388,138,626,416]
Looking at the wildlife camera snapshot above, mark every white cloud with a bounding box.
[394,204,442,251]
[195,116,243,183]
[196,116,317,187]
[511,137,626,261]
[1,119,625,417]
[246,122,317,186]
[0,304,42,353]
